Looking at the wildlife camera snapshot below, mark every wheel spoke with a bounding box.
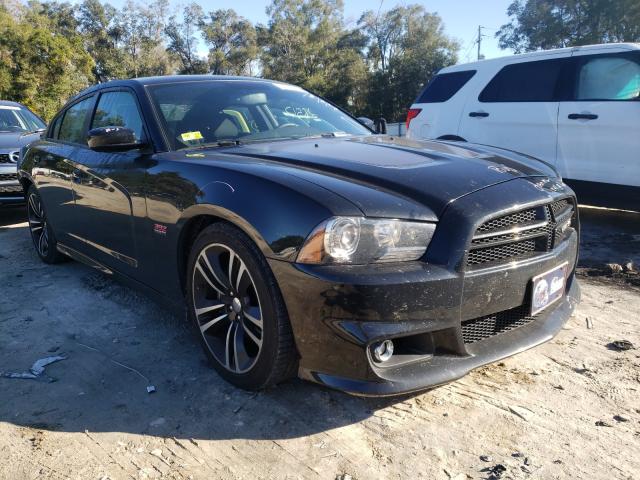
[201,250,231,290]
[234,324,251,370]
[227,251,235,291]
[38,229,47,255]
[195,303,225,317]
[200,313,228,333]
[242,321,262,347]
[235,261,246,292]
[28,195,39,217]
[224,322,235,370]
[244,309,262,329]
[195,262,225,297]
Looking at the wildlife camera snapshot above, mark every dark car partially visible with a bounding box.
[0,100,46,206]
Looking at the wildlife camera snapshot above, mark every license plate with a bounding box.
[531,262,568,315]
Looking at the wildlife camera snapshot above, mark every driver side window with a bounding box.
[91,91,144,141]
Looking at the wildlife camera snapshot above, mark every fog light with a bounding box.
[372,339,394,363]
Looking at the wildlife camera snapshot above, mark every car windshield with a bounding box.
[0,105,46,133]
[147,80,371,150]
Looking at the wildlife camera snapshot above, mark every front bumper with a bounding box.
[0,165,23,206]
[268,178,581,396]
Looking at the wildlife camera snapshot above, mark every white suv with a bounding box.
[406,43,640,210]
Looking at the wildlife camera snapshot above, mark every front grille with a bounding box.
[0,173,18,182]
[0,154,11,164]
[467,239,537,265]
[467,199,575,267]
[0,184,22,193]
[476,209,537,233]
[461,305,537,344]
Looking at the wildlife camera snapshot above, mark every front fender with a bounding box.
[178,167,362,261]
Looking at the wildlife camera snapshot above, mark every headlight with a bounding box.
[297,217,436,264]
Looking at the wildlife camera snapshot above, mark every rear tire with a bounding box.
[26,185,67,264]
[186,222,297,390]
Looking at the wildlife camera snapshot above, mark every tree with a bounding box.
[259,0,367,102]
[200,9,258,75]
[497,0,640,53]
[0,4,93,119]
[113,0,175,78]
[165,3,208,74]
[358,5,458,122]
[77,0,127,82]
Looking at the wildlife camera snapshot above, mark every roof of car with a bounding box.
[66,75,287,105]
[443,42,640,73]
[80,75,279,93]
[0,100,25,107]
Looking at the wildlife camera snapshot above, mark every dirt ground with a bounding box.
[1,206,639,480]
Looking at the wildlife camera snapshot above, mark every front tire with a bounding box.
[186,223,297,390]
[26,185,67,264]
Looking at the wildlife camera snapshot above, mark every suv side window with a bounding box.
[479,58,568,102]
[416,70,476,103]
[575,53,640,101]
[58,96,94,144]
[91,91,144,141]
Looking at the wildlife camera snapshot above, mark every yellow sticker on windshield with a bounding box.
[180,131,203,142]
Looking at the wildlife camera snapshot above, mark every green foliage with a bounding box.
[0,3,93,119]
[358,5,458,121]
[0,0,459,123]
[165,3,208,74]
[200,9,258,75]
[498,0,640,53]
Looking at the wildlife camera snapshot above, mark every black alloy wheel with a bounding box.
[26,185,66,264]
[187,223,297,390]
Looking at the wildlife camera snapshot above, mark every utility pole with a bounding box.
[477,25,484,61]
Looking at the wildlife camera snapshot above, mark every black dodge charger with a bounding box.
[18,76,580,396]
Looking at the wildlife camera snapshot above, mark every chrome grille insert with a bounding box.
[467,199,575,267]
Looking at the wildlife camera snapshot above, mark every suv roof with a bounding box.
[443,42,640,73]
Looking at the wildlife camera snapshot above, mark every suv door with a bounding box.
[70,88,151,276]
[459,56,570,164]
[30,95,95,250]
[557,51,640,206]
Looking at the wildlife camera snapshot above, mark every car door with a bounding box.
[69,88,152,277]
[459,56,570,165]
[31,95,96,250]
[557,51,640,199]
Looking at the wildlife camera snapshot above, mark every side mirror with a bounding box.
[374,117,387,135]
[87,126,145,150]
[357,116,375,130]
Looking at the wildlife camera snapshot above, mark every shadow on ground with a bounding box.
[0,219,412,442]
[0,206,637,442]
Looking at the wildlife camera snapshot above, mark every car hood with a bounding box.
[210,135,559,219]
[0,131,41,151]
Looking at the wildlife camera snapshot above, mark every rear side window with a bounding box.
[479,58,567,102]
[416,70,476,103]
[59,96,94,144]
[575,53,640,101]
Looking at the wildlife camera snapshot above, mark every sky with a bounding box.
[107,0,515,63]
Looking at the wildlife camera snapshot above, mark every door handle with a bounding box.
[469,111,489,118]
[568,113,598,120]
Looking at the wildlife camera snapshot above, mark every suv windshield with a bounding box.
[0,105,46,133]
[147,80,371,150]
